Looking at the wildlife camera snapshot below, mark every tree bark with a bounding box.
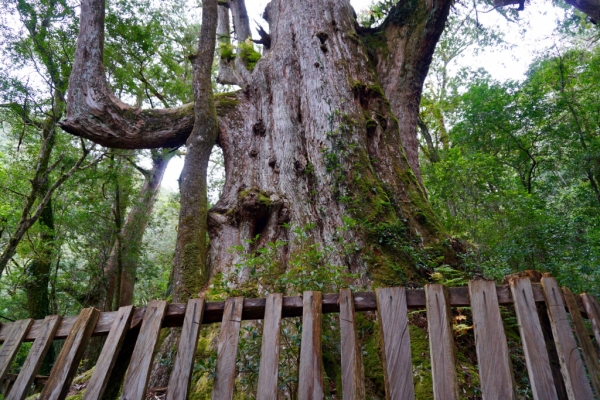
[118,150,175,306]
[59,0,195,149]
[171,0,219,303]
[98,150,175,309]
[206,0,450,283]
[66,0,453,294]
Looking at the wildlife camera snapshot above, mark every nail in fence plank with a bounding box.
[7,316,62,400]
[256,293,283,400]
[376,287,415,400]
[298,291,324,400]
[121,300,167,400]
[562,287,600,395]
[0,319,34,383]
[469,280,516,400]
[425,284,459,400]
[541,277,594,400]
[83,305,134,400]
[340,289,365,400]
[509,278,558,400]
[166,299,205,400]
[212,297,244,400]
[39,308,100,400]
[581,293,600,350]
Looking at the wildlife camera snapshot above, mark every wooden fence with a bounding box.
[0,276,599,399]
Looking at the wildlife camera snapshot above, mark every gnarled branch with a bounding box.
[60,0,196,149]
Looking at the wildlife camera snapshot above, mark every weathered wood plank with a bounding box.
[425,284,458,400]
[509,277,558,400]
[469,280,516,400]
[166,299,205,400]
[83,305,134,400]
[0,319,34,383]
[376,287,415,400]
[0,284,554,343]
[541,277,594,400]
[562,287,600,396]
[256,293,283,400]
[121,300,167,400]
[340,289,365,400]
[39,308,100,400]
[212,297,243,400]
[581,293,600,349]
[298,291,323,400]
[7,316,62,400]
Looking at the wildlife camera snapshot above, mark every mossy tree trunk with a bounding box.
[63,0,453,299]
[207,0,451,286]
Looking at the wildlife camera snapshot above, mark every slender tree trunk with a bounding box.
[82,151,174,371]
[171,0,219,303]
[99,150,175,309]
[118,150,175,306]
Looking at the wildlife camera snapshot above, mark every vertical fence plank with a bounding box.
[256,293,283,400]
[541,277,594,400]
[425,284,459,400]
[562,287,600,395]
[212,297,244,400]
[8,316,62,400]
[298,291,323,400]
[581,293,600,351]
[340,289,365,400]
[121,300,167,400]
[469,280,516,400]
[0,319,34,384]
[83,305,134,400]
[376,287,415,400]
[509,277,558,400]
[166,299,205,400]
[39,308,100,400]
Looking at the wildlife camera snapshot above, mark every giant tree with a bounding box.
[61,0,457,303]
[59,0,600,301]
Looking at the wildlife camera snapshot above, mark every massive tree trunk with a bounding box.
[206,0,451,285]
[64,0,453,297]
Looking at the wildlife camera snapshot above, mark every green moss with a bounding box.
[238,39,261,72]
[366,118,378,135]
[239,187,271,207]
[219,42,235,62]
[189,328,219,400]
[456,348,481,396]
[214,92,240,117]
[409,324,434,399]
[181,241,206,299]
[361,29,389,60]
[356,314,386,398]
[72,368,94,385]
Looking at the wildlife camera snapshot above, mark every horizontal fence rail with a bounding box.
[0,282,588,343]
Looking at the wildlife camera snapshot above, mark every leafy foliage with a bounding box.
[422,44,600,294]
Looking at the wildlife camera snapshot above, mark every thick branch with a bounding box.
[368,0,453,183]
[228,0,251,42]
[60,0,194,149]
[564,0,600,22]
